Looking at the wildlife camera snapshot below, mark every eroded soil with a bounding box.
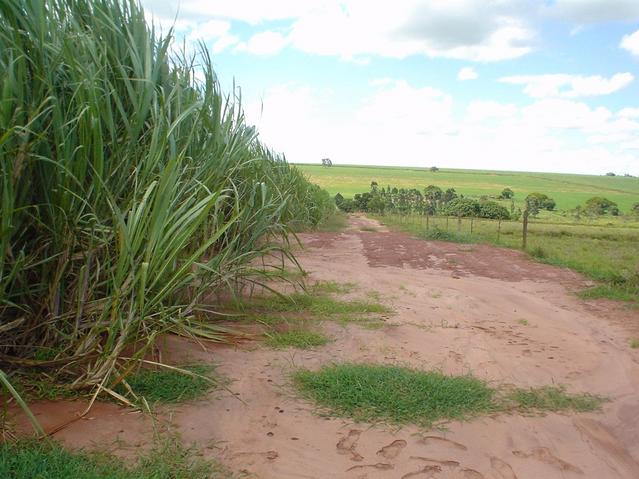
[12,214,639,478]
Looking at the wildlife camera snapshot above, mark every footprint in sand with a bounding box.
[512,447,583,474]
[418,435,468,451]
[490,457,518,479]
[401,465,442,478]
[376,439,407,459]
[346,463,393,472]
[461,469,485,479]
[337,429,364,462]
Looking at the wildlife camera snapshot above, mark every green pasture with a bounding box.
[296,164,639,212]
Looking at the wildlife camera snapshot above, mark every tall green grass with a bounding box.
[0,0,333,416]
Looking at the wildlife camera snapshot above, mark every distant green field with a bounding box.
[296,164,639,212]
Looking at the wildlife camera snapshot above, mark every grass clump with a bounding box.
[118,366,215,404]
[578,284,639,303]
[0,437,224,479]
[630,339,639,349]
[293,363,605,428]
[255,291,390,318]
[293,364,496,427]
[508,386,603,413]
[265,330,330,349]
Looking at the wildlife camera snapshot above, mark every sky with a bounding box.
[142,0,639,175]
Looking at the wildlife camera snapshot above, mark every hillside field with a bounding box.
[296,164,639,213]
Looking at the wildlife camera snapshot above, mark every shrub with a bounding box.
[584,197,619,215]
[499,188,514,199]
[478,201,511,220]
[442,198,480,217]
[525,193,555,214]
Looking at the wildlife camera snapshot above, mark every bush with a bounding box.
[525,193,555,214]
[442,198,480,217]
[499,188,514,199]
[478,201,511,220]
[584,197,619,215]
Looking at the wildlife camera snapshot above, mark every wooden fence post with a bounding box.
[522,210,529,249]
[470,217,474,234]
[457,215,462,232]
[446,216,449,231]
[426,214,429,231]
[497,219,501,242]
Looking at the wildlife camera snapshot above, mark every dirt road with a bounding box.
[16,214,639,478]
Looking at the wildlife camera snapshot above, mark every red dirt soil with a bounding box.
[10,214,639,478]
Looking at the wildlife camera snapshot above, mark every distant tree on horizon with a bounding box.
[321,158,332,167]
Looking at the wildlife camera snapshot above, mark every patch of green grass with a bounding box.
[265,330,331,349]
[630,339,639,349]
[0,437,226,479]
[315,212,348,232]
[359,226,378,232]
[293,364,605,428]
[311,280,357,295]
[518,319,529,326]
[118,365,215,404]
[578,284,639,303]
[293,364,497,427]
[417,227,472,243]
[508,386,603,413]
[257,292,390,317]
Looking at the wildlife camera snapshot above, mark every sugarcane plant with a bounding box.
[0,0,334,430]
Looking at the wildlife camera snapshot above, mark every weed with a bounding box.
[265,330,331,349]
[578,285,638,303]
[0,436,227,479]
[507,386,603,413]
[293,364,605,428]
[293,364,496,427]
[311,281,357,295]
[630,339,639,349]
[529,246,547,259]
[359,226,378,232]
[518,319,529,326]
[117,365,215,404]
[315,212,349,232]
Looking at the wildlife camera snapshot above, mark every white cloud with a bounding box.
[144,0,536,62]
[619,107,639,119]
[237,31,288,56]
[621,30,639,56]
[244,80,639,175]
[500,72,634,98]
[458,67,478,81]
[287,1,535,62]
[551,0,639,23]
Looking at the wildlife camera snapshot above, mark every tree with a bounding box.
[499,187,514,199]
[321,158,332,167]
[442,198,480,217]
[430,166,439,172]
[605,172,616,176]
[584,197,618,215]
[632,203,639,215]
[525,193,555,215]
[443,188,458,203]
[478,201,511,220]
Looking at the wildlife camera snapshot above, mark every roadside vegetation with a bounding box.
[332,181,638,303]
[298,164,639,212]
[235,280,391,348]
[0,436,228,479]
[294,363,604,428]
[0,0,335,430]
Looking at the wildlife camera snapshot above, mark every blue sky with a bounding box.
[142,1,639,175]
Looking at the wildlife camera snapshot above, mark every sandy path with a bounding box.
[13,214,639,478]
